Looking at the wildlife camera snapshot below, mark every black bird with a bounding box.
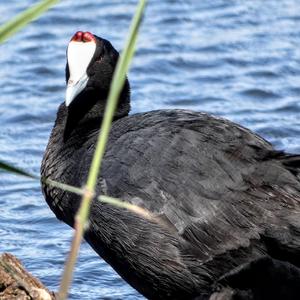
[41,32,300,300]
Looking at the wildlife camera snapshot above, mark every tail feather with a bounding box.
[278,154,300,177]
[266,151,300,178]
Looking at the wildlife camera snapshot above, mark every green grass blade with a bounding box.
[98,195,153,220]
[58,1,147,299]
[42,178,85,196]
[0,160,38,179]
[85,0,147,215]
[0,159,151,221]
[0,160,150,217]
[0,160,84,196]
[0,0,59,44]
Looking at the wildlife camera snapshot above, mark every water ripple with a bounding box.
[1,0,300,299]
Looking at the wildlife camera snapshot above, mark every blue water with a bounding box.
[1,0,300,299]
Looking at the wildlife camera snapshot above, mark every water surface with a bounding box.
[0,0,300,299]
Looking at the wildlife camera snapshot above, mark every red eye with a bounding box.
[96,56,102,63]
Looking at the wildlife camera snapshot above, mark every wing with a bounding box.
[90,110,300,265]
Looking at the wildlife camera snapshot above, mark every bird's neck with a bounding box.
[63,90,130,141]
[41,88,130,181]
[41,92,130,225]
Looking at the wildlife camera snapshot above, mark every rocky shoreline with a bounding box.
[0,253,55,300]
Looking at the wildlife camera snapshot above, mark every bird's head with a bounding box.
[65,31,130,110]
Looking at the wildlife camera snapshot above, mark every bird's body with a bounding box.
[41,32,300,299]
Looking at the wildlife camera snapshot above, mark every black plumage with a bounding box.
[41,33,300,300]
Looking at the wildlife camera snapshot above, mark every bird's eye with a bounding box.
[96,56,102,63]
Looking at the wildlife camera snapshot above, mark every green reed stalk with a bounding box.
[0,0,59,44]
[0,159,152,219]
[58,1,147,299]
[0,0,148,298]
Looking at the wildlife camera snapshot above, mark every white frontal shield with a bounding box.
[65,40,96,106]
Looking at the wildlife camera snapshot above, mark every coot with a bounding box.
[41,32,300,299]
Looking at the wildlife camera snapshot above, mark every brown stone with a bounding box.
[0,253,56,300]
